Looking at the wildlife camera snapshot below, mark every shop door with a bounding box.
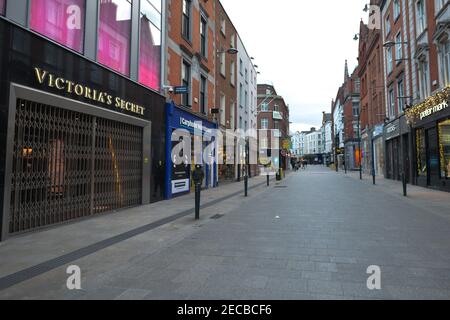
[386,140,393,179]
[8,99,143,235]
[426,128,440,187]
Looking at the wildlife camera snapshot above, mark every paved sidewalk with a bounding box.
[335,169,450,221]
[0,174,277,287]
[1,167,450,300]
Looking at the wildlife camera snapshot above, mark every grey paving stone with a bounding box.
[114,289,150,300]
[307,280,344,296]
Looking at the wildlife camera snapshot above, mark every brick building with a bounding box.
[165,0,216,115]
[257,84,290,173]
[215,1,238,182]
[357,2,387,177]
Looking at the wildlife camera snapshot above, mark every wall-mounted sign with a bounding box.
[34,67,146,116]
[385,119,400,141]
[174,86,189,94]
[273,111,283,120]
[419,101,448,120]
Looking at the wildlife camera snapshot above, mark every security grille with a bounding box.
[9,99,143,234]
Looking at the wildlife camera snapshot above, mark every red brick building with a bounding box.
[357,2,387,177]
[215,1,238,182]
[165,0,216,115]
[257,84,290,173]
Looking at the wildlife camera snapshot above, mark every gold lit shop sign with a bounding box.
[34,67,146,116]
[406,86,450,125]
[419,101,448,120]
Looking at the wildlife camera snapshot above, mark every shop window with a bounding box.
[438,119,450,179]
[98,0,132,76]
[30,0,85,53]
[0,0,5,16]
[416,128,427,177]
[139,0,162,91]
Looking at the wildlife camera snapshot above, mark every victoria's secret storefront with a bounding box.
[0,18,165,239]
[407,88,450,192]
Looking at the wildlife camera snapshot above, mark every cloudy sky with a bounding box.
[220,0,369,133]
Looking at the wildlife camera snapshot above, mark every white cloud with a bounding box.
[221,0,368,129]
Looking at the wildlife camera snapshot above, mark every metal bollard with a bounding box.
[402,173,407,197]
[195,184,201,220]
[245,175,248,197]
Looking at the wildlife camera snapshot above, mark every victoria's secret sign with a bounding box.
[33,67,146,116]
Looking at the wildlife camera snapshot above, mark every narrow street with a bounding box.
[1,167,450,300]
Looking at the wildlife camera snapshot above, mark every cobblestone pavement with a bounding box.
[1,167,450,300]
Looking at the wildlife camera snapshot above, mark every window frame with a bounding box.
[182,59,192,107]
[200,74,207,115]
[182,0,192,41]
[200,14,207,58]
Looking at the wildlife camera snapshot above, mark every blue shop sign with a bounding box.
[165,102,218,200]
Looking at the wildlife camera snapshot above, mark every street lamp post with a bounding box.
[383,40,412,197]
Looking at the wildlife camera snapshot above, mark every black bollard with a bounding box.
[402,173,407,197]
[193,165,204,220]
[245,176,248,197]
[267,174,270,187]
[195,184,201,220]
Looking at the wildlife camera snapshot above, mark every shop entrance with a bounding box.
[426,128,440,187]
[8,99,143,234]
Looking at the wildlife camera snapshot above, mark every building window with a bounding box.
[0,0,6,16]
[387,46,393,74]
[261,118,269,130]
[435,0,446,13]
[182,60,191,107]
[30,0,86,53]
[182,0,191,40]
[220,52,226,76]
[438,119,450,179]
[220,94,226,126]
[239,84,243,107]
[98,0,132,76]
[394,0,401,20]
[352,102,359,117]
[139,0,162,91]
[416,0,426,35]
[395,32,403,62]
[220,18,226,35]
[200,15,207,58]
[274,122,279,130]
[397,78,404,113]
[230,60,235,85]
[260,103,269,112]
[245,69,248,83]
[418,56,430,99]
[438,39,450,87]
[385,15,391,36]
[389,88,395,118]
[230,33,235,48]
[239,59,243,75]
[200,75,207,115]
[416,128,427,176]
[245,91,248,108]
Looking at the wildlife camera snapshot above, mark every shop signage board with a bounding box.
[385,119,400,141]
